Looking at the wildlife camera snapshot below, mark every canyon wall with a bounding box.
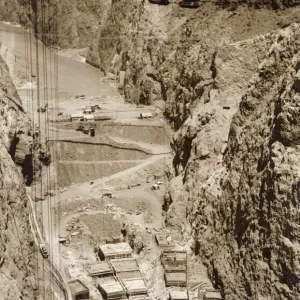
[0,0,112,66]
[97,2,300,299]
[1,0,300,299]
[0,54,38,299]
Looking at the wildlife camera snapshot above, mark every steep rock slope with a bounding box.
[0,55,37,299]
[98,1,300,129]
[97,2,300,299]
[173,23,300,299]
[0,0,111,66]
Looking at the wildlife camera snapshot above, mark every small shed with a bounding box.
[163,262,187,273]
[84,114,94,121]
[161,250,187,265]
[155,234,174,248]
[169,290,189,300]
[165,272,187,287]
[204,290,222,300]
[84,108,93,114]
[71,113,84,121]
[86,262,114,277]
[129,297,151,300]
[110,258,139,273]
[97,278,126,300]
[68,279,90,300]
[140,112,153,119]
[94,114,112,121]
[98,242,132,261]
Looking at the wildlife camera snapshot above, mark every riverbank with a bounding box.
[53,48,88,63]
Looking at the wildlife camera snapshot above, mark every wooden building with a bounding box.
[204,290,222,300]
[97,278,126,300]
[98,243,132,261]
[155,234,174,248]
[86,262,114,277]
[129,296,151,300]
[110,258,139,273]
[117,271,148,296]
[71,113,84,121]
[169,290,189,300]
[68,279,90,300]
[161,250,187,265]
[165,272,187,287]
[163,262,187,273]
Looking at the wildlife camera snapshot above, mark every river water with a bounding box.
[0,22,116,105]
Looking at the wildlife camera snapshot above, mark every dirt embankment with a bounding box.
[56,122,171,145]
[57,161,140,187]
[50,140,151,161]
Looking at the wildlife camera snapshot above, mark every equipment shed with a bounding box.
[98,243,132,261]
[71,113,84,122]
[110,258,139,273]
[68,279,90,300]
[169,290,189,300]
[84,114,94,121]
[86,262,114,277]
[97,278,126,300]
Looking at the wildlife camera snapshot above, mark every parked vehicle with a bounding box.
[39,244,49,258]
[151,184,160,190]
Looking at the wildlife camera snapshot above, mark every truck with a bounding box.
[39,244,49,258]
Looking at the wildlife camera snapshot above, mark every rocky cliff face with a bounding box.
[0,0,112,66]
[2,1,300,299]
[96,2,300,299]
[0,55,37,299]
[175,24,300,299]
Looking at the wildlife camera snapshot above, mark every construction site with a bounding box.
[27,89,221,299]
[12,48,222,298]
